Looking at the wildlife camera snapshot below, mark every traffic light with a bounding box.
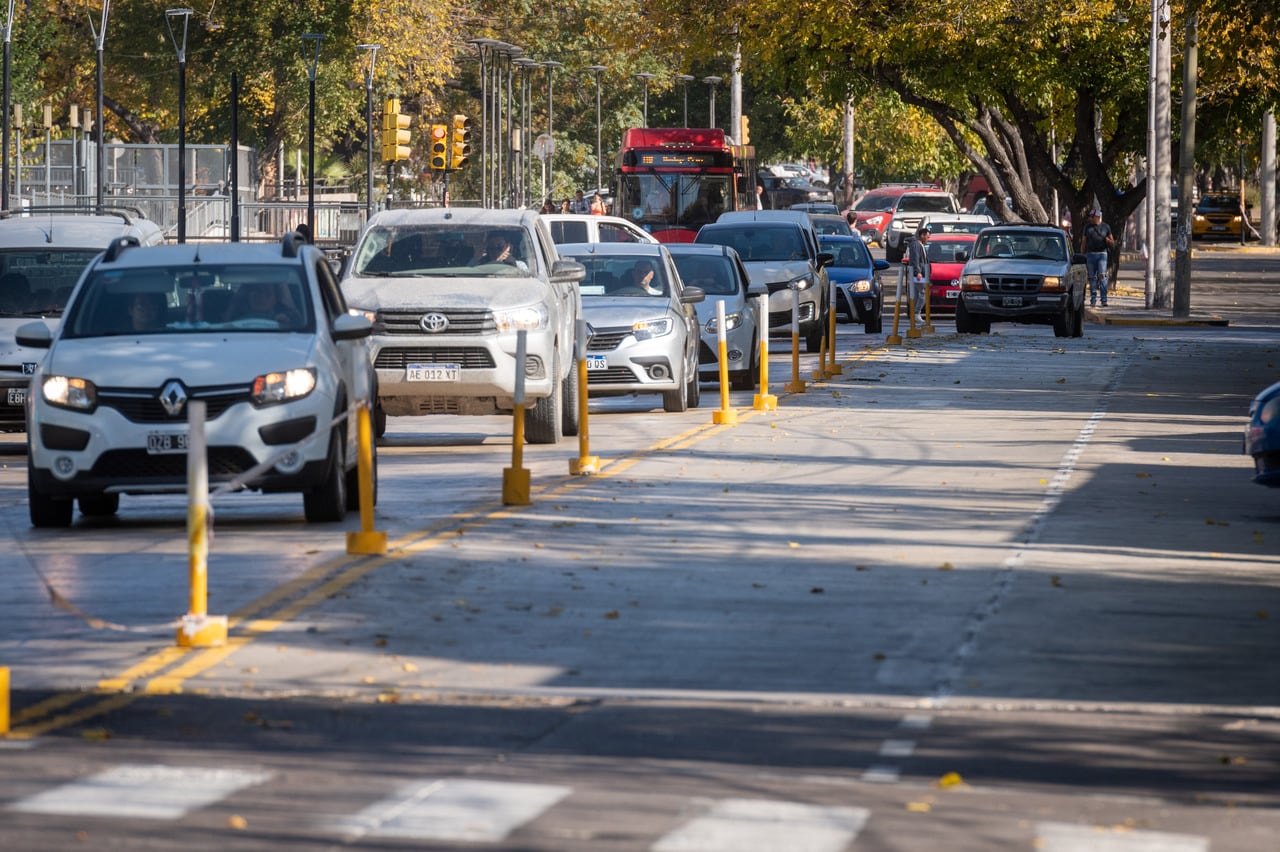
[739,114,750,146]
[428,124,449,170]
[449,114,471,170]
[380,97,412,163]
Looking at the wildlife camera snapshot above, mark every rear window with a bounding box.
[898,195,956,213]
[697,225,805,262]
[671,254,739,296]
[0,249,102,316]
[549,220,589,244]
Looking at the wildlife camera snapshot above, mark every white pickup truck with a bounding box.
[340,208,586,443]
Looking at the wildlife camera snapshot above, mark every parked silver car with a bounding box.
[340,208,585,443]
[556,242,704,413]
[667,243,764,390]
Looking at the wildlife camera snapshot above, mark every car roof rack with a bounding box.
[102,235,141,263]
[281,230,309,258]
[0,205,151,224]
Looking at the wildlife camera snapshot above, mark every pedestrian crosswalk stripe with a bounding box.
[329,778,571,842]
[652,798,870,852]
[1036,821,1209,852]
[8,764,272,820]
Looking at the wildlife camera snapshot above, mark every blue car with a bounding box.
[1245,380,1280,486]
[819,235,890,334]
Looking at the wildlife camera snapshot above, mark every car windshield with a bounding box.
[898,195,955,213]
[854,194,896,213]
[563,254,671,298]
[927,240,973,263]
[671,255,739,296]
[697,225,805,262]
[351,224,534,277]
[820,240,870,269]
[0,249,101,317]
[1197,195,1239,213]
[812,216,853,236]
[62,264,312,338]
[927,220,987,235]
[973,232,1066,261]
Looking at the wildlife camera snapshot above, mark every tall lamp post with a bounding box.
[702,76,722,130]
[675,74,693,127]
[634,72,655,126]
[543,60,563,200]
[2,0,17,210]
[165,8,193,243]
[301,33,324,238]
[88,1,111,212]
[586,65,606,192]
[467,38,497,207]
[513,57,539,207]
[358,43,379,221]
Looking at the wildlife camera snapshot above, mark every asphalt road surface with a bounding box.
[1,250,1278,851]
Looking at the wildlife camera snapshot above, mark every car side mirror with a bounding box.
[16,320,52,349]
[816,251,834,269]
[332,312,373,341]
[746,279,768,297]
[680,286,706,304]
[551,258,587,284]
[873,259,891,271]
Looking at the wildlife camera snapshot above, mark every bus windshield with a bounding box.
[618,173,732,233]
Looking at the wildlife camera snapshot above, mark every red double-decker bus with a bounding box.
[612,128,754,243]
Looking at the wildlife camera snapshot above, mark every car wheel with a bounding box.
[561,355,580,438]
[29,466,73,528]
[1072,296,1085,337]
[663,362,689,412]
[685,362,701,409]
[1052,303,1071,337]
[955,299,973,334]
[304,431,347,523]
[805,323,824,353]
[865,304,882,334]
[526,353,564,444]
[79,493,120,517]
[373,403,387,439]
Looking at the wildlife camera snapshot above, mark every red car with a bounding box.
[848,184,936,246]
[926,233,976,315]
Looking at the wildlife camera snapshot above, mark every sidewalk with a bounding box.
[1083,250,1259,327]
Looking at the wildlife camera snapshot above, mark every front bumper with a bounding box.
[584,328,684,395]
[697,321,755,375]
[765,287,822,335]
[961,292,1068,318]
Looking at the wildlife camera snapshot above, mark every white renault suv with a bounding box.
[18,233,375,527]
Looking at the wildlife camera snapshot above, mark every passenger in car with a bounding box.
[127,291,168,331]
[228,281,302,327]
[479,232,529,271]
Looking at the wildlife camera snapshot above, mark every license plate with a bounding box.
[1211,225,1226,232]
[6,387,24,406]
[945,289,960,300]
[147,431,188,455]
[406,363,459,382]
[586,354,608,371]
[1003,296,1024,307]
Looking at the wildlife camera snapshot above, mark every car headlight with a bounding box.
[891,219,911,230]
[788,274,813,291]
[348,307,377,323]
[633,317,672,340]
[961,274,984,290]
[866,215,884,226]
[42,375,96,411]
[705,312,743,333]
[1041,275,1063,291]
[1261,396,1280,425]
[851,278,874,293]
[252,367,316,405]
[494,303,549,332]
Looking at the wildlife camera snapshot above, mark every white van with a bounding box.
[0,207,164,431]
[541,214,658,246]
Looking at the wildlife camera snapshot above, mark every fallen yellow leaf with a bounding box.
[80,728,111,741]
[402,662,419,672]
[906,801,932,813]
[227,815,248,830]
[936,772,964,789]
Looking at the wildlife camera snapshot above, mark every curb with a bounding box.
[1085,307,1229,327]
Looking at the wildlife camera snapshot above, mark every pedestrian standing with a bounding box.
[907,226,931,323]
[589,194,606,215]
[1079,209,1114,307]
[569,189,591,214]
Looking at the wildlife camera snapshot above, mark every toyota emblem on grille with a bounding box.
[158,380,189,416]
[420,312,449,333]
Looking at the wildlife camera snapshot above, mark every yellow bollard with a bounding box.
[784,286,806,393]
[921,280,935,333]
[813,322,828,382]
[753,296,777,410]
[177,400,227,648]
[886,267,905,346]
[347,402,388,554]
[569,321,600,474]
[827,277,843,375]
[1,666,9,735]
[503,330,532,505]
[906,294,922,339]
[712,299,738,424]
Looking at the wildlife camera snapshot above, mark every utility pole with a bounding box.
[842,98,855,211]
[1173,10,1197,317]
[1150,0,1173,309]
[730,33,742,146]
[1263,110,1276,248]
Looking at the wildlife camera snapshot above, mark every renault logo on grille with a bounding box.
[420,312,449,333]
[158,380,188,416]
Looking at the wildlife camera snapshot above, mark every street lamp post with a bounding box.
[675,74,693,128]
[467,39,498,206]
[504,45,521,208]
[88,0,111,212]
[358,43,379,220]
[302,33,324,239]
[702,76,722,129]
[634,72,655,126]
[2,0,17,210]
[165,8,193,243]
[513,57,539,207]
[586,65,606,192]
[543,60,563,201]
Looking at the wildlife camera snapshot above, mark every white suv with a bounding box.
[882,191,961,263]
[18,233,375,527]
[340,208,585,443]
[0,207,164,432]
